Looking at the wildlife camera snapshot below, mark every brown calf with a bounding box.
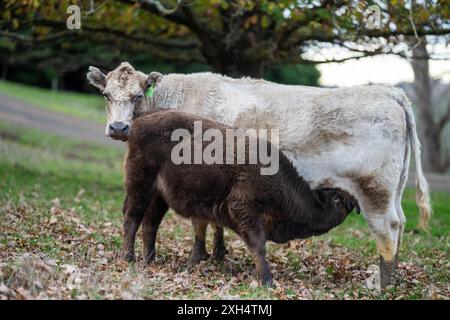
[122,109,358,285]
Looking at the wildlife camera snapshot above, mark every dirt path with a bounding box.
[0,92,449,191]
[0,93,122,149]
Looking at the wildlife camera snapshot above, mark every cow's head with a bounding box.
[87,62,162,141]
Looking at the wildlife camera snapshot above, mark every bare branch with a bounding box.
[115,0,190,26]
[330,41,450,61]
[84,0,110,17]
[285,51,383,65]
[288,27,450,46]
[140,0,183,15]
[408,0,422,49]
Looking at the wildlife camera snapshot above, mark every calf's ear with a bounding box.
[145,71,163,89]
[313,189,328,207]
[87,66,107,90]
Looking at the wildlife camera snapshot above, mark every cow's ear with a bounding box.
[145,71,163,89]
[87,66,106,91]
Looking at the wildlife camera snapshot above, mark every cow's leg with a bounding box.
[211,225,227,262]
[364,201,401,288]
[392,177,408,274]
[393,142,410,271]
[393,199,406,272]
[142,193,168,264]
[187,217,210,267]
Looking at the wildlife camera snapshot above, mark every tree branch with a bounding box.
[286,27,450,47]
[139,0,183,15]
[287,51,384,65]
[0,30,79,44]
[114,0,193,29]
[2,19,199,50]
[329,41,450,61]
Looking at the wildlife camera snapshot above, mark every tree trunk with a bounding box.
[1,61,7,80]
[205,53,266,78]
[410,38,446,172]
[198,32,268,78]
[51,77,59,91]
[221,61,266,78]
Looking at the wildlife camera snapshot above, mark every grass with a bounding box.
[0,122,448,299]
[0,80,104,124]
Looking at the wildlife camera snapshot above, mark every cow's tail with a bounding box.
[397,89,432,230]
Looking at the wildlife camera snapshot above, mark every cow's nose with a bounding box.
[109,121,130,135]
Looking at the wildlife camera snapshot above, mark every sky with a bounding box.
[317,54,450,87]
[306,41,450,87]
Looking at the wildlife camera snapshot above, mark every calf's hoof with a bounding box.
[211,246,228,262]
[121,252,136,263]
[187,251,209,268]
[143,252,156,265]
[260,276,274,288]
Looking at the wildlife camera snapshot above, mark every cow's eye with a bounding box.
[132,94,144,103]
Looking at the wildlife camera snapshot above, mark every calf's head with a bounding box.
[315,188,360,227]
[87,62,163,141]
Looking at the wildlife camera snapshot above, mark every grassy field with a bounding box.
[0,121,448,300]
[0,80,104,124]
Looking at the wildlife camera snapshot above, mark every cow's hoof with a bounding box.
[380,255,395,288]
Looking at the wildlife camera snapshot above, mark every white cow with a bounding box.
[87,62,431,287]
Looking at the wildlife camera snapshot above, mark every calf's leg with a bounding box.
[187,217,210,267]
[228,183,272,286]
[122,164,156,262]
[242,223,272,286]
[142,193,168,264]
[212,225,227,262]
[122,203,146,262]
[121,195,138,262]
[187,222,227,266]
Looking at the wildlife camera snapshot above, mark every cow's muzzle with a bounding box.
[107,121,130,141]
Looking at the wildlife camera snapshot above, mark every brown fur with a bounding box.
[354,175,390,213]
[121,109,359,285]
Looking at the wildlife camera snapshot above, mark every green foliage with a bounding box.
[265,63,320,86]
[1,0,448,83]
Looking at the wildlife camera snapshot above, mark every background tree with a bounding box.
[1,0,449,77]
[401,37,450,173]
